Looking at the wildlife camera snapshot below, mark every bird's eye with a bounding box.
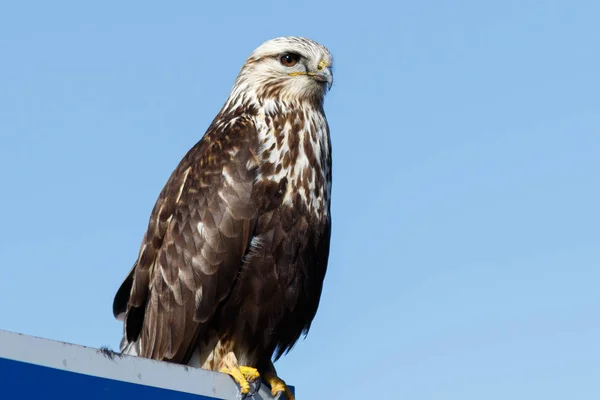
[280,53,300,67]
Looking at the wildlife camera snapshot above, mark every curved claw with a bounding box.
[273,389,295,400]
[235,379,261,400]
[248,377,262,397]
[265,374,295,400]
[221,365,262,399]
[273,387,295,400]
[221,367,250,395]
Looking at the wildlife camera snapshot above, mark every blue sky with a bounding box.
[1,1,599,399]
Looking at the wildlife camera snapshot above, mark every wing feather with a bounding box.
[114,115,259,362]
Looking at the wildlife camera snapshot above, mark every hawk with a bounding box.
[112,37,333,399]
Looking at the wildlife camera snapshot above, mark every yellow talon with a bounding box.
[239,366,260,381]
[265,373,295,400]
[220,366,251,394]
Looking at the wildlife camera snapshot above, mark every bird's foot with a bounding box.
[220,365,261,397]
[264,372,295,400]
[239,366,261,381]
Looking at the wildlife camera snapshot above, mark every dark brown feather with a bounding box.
[116,108,260,362]
[113,38,333,374]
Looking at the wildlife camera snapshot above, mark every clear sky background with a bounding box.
[1,1,599,399]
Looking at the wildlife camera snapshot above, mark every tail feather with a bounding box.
[113,264,136,321]
[120,333,141,356]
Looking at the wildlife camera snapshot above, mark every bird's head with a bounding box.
[230,36,333,107]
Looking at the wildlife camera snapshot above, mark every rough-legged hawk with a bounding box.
[113,36,334,399]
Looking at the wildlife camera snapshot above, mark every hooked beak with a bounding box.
[311,67,333,91]
[289,64,334,91]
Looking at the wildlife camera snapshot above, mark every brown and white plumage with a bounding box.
[112,36,333,397]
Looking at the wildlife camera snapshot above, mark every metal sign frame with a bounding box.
[0,330,292,399]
